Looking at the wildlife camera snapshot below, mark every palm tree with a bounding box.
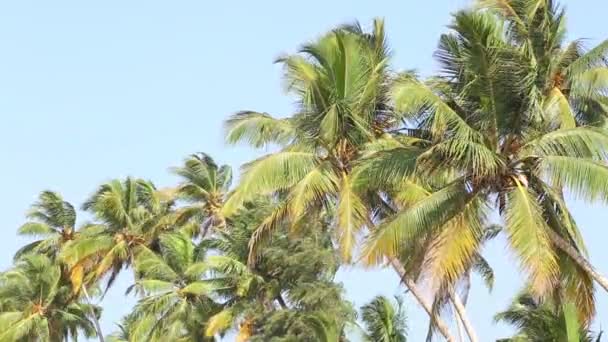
[495,293,603,342]
[14,191,78,260]
[223,18,392,261]
[0,254,100,341]
[170,153,233,237]
[360,4,608,324]
[61,177,175,291]
[479,0,608,128]
[360,295,407,342]
[15,190,106,341]
[223,19,459,341]
[124,232,220,341]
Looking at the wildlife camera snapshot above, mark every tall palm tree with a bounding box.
[495,293,603,342]
[360,295,407,342]
[223,18,392,261]
[0,254,100,341]
[14,191,78,260]
[15,190,106,341]
[478,0,608,127]
[360,5,608,324]
[124,232,220,341]
[223,19,459,341]
[170,153,233,237]
[60,177,175,291]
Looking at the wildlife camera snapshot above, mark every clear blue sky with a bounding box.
[0,1,606,340]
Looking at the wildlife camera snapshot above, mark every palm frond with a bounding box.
[544,87,576,129]
[472,254,495,292]
[286,162,337,220]
[247,203,291,265]
[362,180,473,265]
[223,150,317,216]
[17,222,55,236]
[336,174,368,262]
[521,127,608,160]
[224,111,295,148]
[391,73,482,141]
[205,309,234,338]
[566,39,608,77]
[503,180,558,295]
[539,156,608,203]
[423,201,485,290]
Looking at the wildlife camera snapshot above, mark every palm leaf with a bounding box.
[336,174,368,262]
[17,222,55,236]
[544,88,576,129]
[521,127,608,160]
[205,309,234,337]
[472,254,495,291]
[286,162,337,220]
[503,180,558,295]
[362,181,472,265]
[562,302,581,342]
[391,74,482,141]
[224,111,295,147]
[539,156,608,203]
[566,39,608,77]
[247,202,291,265]
[423,205,484,290]
[222,150,317,216]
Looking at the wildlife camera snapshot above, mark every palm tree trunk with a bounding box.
[454,309,465,342]
[449,292,478,342]
[389,258,457,342]
[82,286,105,342]
[547,229,608,292]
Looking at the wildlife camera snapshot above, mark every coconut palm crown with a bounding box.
[360,2,608,322]
[223,18,394,262]
[0,255,101,341]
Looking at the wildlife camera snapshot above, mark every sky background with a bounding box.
[0,1,606,340]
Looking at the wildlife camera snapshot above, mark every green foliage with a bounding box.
[360,296,407,342]
[120,233,221,341]
[61,177,175,291]
[171,152,232,237]
[2,2,608,341]
[495,293,602,342]
[0,255,101,341]
[224,18,394,262]
[235,208,356,342]
[14,191,78,260]
[359,0,608,323]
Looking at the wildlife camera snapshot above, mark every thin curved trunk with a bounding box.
[454,309,465,342]
[389,258,456,342]
[450,292,478,342]
[547,229,608,292]
[82,285,105,342]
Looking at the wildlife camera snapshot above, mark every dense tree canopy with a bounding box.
[3,0,608,341]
